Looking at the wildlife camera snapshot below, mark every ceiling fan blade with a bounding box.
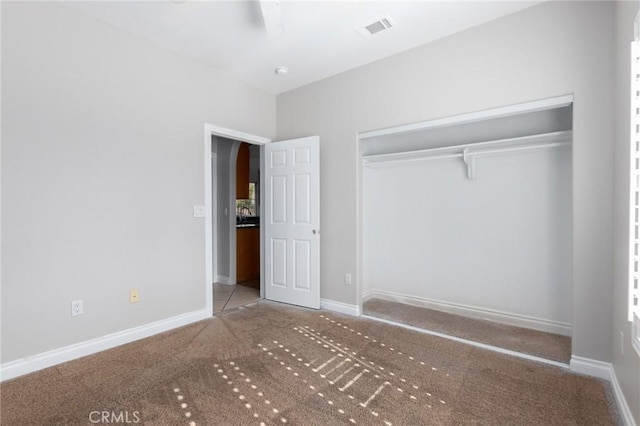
[259,0,285,38]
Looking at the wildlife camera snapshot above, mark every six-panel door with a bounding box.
[264,136,320,309]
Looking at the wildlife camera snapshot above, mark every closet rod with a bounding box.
[362,130,572,165]
[363,141,570,168]
[363,141,571,179]
[471,141,570,158]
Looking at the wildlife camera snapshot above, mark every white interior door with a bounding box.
[264,136,320,309]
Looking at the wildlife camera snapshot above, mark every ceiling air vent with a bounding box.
[358,17,394,38]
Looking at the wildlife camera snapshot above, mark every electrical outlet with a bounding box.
[71,300,83,316]
[620,331,625,356]
[130,289,140,303]
[345,273,352,285]
[193,205,205,218]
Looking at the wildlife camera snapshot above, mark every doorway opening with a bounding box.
[204,125,321,316]
[203,124,270,317]
[212,139,262,313]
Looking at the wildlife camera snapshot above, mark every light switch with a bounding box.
[193,205,205,218]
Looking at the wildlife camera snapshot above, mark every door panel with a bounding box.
[271,238,287,287]
[293,239,311,290]
[271,149,287,167]
[264,136,320,309]
[272,176,287,223]
[294,147,311,164]
[294,174,311,224]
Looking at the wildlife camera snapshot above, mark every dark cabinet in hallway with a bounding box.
[237,226,259,284]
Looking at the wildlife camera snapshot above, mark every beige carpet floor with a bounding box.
[1,301,619,425]
[363,299,572,364]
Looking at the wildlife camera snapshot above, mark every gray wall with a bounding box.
[613,1,640,422]
[363,147,572,332]
[214,137,234,280]
[277,1,615,362]
[1,1,275,363]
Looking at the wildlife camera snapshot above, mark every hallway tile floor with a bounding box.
[213,282,260,313]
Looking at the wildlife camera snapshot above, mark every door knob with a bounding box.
[312,229,319,235]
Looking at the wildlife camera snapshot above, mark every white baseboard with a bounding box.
[610,366,638,426]
[362,289,375,301]
[0,309,210,382]
[569,355,611,380]
[320,299,361,317]
[215,275,231,285]
[364,289,572,336]
[570,356,636,426]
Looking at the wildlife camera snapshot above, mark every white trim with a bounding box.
[259,144,266,300]
[355,132,364,315]
[203,123,271,318]
[215,275,232,285]
[204,131,214,316]
[362,314,569,369]
[364,289,572,337]
[0,309,209,382]
[611,365,638,426]
[634,314,640,356]
[206,124,270,146]
[320,299,361,317]
[569,356,612,380]
[359,95,573,140]
[631,29,640,360]
[630,40,640,323]
[210,152,218,296]
[570,356,637,426]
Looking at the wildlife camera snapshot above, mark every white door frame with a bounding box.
[204,123,270,316]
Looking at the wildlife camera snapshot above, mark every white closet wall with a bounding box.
[363,144,572,335]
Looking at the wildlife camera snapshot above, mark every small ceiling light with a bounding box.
[275,67,288,76]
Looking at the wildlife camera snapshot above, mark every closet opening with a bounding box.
[359,96,574,364]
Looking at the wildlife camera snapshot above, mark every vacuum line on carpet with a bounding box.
[313,355,338,373]
[298,325,423,400]
[322,358,351,378]
[331,364,358,385]
[360,382,390,408]
[339,369,369,392]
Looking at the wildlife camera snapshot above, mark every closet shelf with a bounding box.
[362,130,572,179]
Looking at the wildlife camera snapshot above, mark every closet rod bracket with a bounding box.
[462,148,476,180]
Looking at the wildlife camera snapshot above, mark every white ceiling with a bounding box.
[61,1,541,95]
